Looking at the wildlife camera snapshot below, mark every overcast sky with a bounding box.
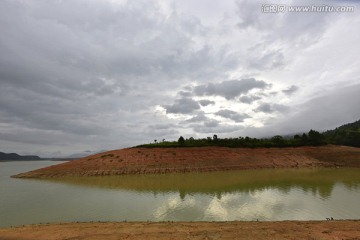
[0,0,359,157]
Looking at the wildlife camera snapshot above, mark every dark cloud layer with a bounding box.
[198,99,215,106]
[255,103,289,114]
[282,85,299,96]
[164,98,200,114]
[194,78,269,99]
[239,95,261,104]
[215,110,249,122]
[184,112,209,123]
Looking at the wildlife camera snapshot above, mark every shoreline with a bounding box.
[12,145,360,178]
[1,220,359,239]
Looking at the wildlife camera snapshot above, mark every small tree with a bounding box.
[271,135,284,147]
[308,129,324,146]
[301,133,308,145]
[178,136,185,145]
[294,134,301,140]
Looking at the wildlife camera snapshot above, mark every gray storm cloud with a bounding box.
[239,95,262,104]
[198,100,215,106]
[282,86,299,96]
[193,79,270,100]
[215,110,249,123]
[164,98,201,114]
[0,0,359,156]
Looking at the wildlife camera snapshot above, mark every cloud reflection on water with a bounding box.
[150,185,360,221]
[42,168,360,221]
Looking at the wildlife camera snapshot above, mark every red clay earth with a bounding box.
[0,221,360,240]
[13,145,360,178]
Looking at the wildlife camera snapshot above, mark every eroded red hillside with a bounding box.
[13,145,360,178]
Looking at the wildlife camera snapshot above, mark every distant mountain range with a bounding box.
[0,152,41,161]
[0,150,102,161]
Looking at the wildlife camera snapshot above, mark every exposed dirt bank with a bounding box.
[13,145,360,178]
[1,221,359,240]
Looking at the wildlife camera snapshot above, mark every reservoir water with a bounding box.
[1,160,360,227]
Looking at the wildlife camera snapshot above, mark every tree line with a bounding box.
[137,129,327,148]
[136,119,360,148]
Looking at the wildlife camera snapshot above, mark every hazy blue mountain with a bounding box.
[0,152,41,161]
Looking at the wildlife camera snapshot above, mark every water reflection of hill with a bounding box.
[45,168,360,198]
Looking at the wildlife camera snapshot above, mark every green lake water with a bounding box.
[1,160,360,227]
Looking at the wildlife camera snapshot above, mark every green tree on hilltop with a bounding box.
[178,136,185,145]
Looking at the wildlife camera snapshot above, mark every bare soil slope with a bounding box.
[13,145,360,178]
[1,221,360,240]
